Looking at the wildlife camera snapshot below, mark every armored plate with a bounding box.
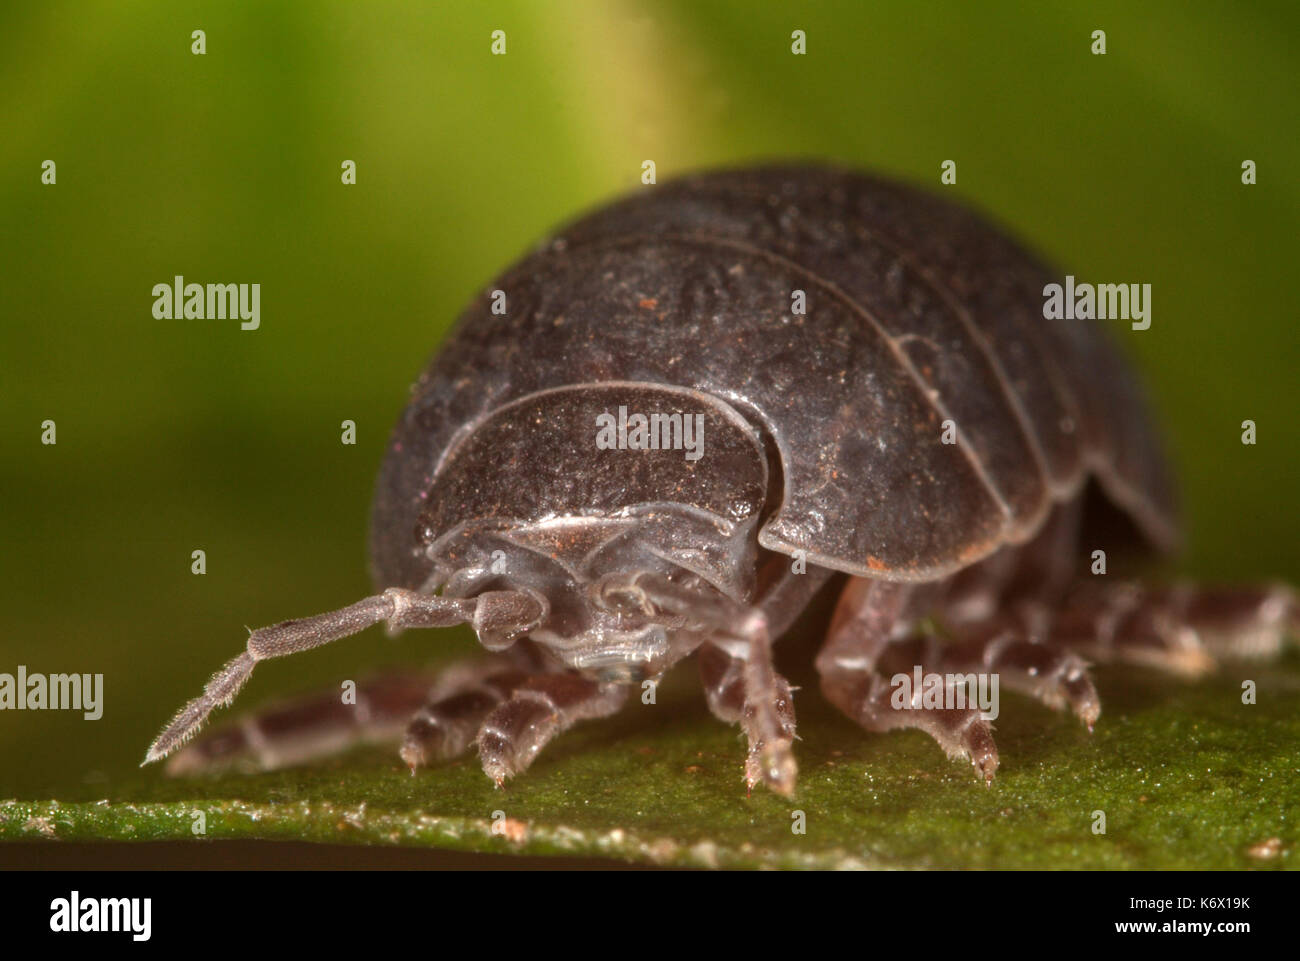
[371,166,1178,589]
[416,382,769,542]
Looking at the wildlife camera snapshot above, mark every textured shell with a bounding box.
[371,165,1177,589]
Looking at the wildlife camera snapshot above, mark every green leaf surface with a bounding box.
[4,657,1296,870]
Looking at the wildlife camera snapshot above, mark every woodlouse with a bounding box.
[144,165,1296,794]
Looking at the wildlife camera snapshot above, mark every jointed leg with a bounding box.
[610,569,802,794]
[887,624,1101,729]
[1169,583,1297,659]
[399,663,530,771]
[698,641,798,795]
[829,662,1001,782]
[1051,581,1296,676]
[935,577,1294,735]
[165,672,437,775]
[817,578,1000,783]
[476,673,628,786]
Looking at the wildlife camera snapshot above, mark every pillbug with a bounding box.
[145,165,1296,794]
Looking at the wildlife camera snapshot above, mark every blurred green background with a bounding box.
[1,0,1296,804]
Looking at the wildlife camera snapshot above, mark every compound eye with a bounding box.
[591,572,655,617]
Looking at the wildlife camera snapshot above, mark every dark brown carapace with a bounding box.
[145,166,1297,794]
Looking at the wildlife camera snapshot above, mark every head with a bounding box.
[408,381,772,680]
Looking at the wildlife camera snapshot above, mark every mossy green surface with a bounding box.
[3,658,1295,869]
